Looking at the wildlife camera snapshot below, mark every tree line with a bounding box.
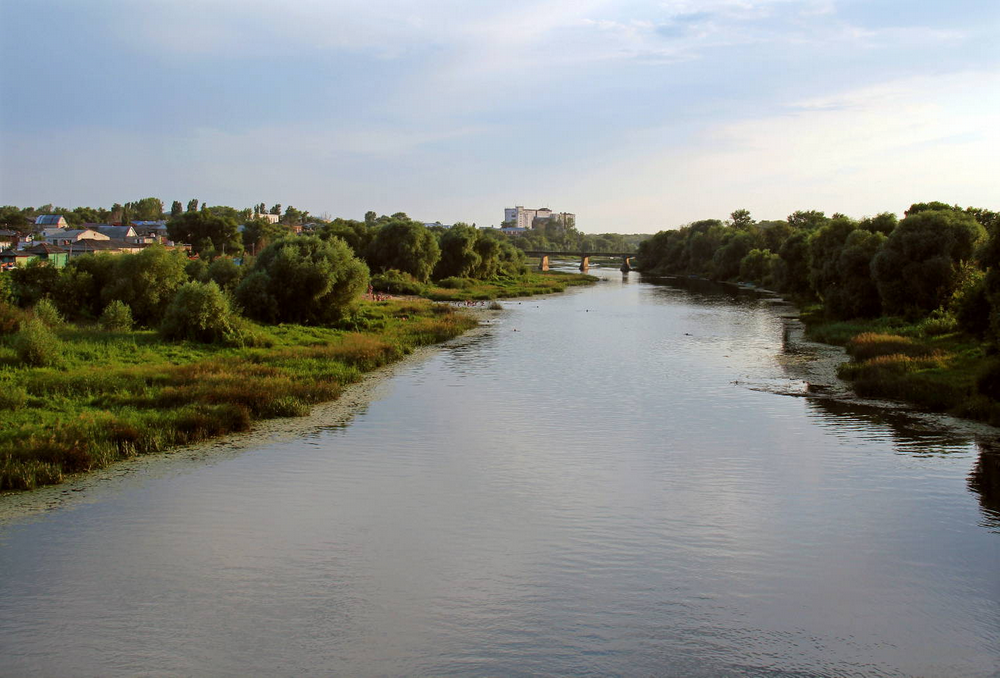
[0,209,534,355]
[637,202,999,345]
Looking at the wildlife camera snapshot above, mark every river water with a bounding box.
[1,268,998,677]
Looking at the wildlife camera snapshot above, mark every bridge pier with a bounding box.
[538,254,549,272]
[620,256,632,273]
[579,255,589,272]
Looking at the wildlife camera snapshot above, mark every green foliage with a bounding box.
[33,298,64,327]
[319,218,375,258]
[435,224,481,279]
[206,256,243,292]
[0,301,29,335]
[0,271,12,304]
[872,209,986,317]
[102,245,190,327]
[242,217,288,254]
[10,259,60,307]
[236,235,369,325]
[739,249,779,287]
[185,257,209,282]
[99,300,133,332]
[59,254,118,319]
[823,228,885,319]
[711,231,755,280]
[367,219,440,282]
[167,210,242,258]
[13,318,62,367]
[976,359,1000,401]
[370,269,427,295]
[161,281,244,345]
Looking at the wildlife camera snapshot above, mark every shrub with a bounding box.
[435,276,473,290]
[236,235,369,325]
[13,318,62,367]
[0,301,29,335]
[99,299,134,332]
[371,269,427,295]
[33,298,64,327]
[160,281,237,344]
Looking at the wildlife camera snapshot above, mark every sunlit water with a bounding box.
[2,268,998,677]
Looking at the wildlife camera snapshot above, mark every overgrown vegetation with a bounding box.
[638,201,1000,424]
[0,299,477,491]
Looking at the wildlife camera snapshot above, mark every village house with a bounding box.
[45,228,110,247]
[0,243,69,269]
[34,215,68,229]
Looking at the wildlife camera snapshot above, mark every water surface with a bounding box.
[1,268,998,677]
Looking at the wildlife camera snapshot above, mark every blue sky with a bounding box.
[1,0,997,232]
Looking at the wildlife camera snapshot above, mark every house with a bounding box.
[66,239,145,257]
[0,243,68,268]
[34,215,68,228]
[91,224,139,243]
[0,230,19,250]
[46,229,110,247]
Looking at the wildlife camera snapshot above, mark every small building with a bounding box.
[46,228,110,247]
[91,224,139,243]
[34,215,68,228]
[66,239,144,257]
[0,230,19,250]
[0,243,68,268]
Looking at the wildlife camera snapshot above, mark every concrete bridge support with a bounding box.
[620,256,632,273]
[579,256,590,272]
[538,254,549,271]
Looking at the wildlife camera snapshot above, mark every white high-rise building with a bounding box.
[503,206,575,230]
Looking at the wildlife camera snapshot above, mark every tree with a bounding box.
[235,235,368,325]
[242,217,287,255]
[167,210,242,259]
[161,281,239,344]
[728,209,754,230]
[825,229,885,319]
[872,209,986,316]
[270,204,281,216]
[787,210,828,230]
[9,260,61,307]
[319,219,375,259]
[434,225,481,279]
[170,201,184,217]
[102,245,190,326]
[126,197,164,221]
[807,216,857,300]
[187,199,199,213]
[366,218,440,282]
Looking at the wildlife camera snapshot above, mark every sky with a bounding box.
[0,0,997,233]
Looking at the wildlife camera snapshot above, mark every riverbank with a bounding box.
[0,299,487,493]
[0,303,504,523]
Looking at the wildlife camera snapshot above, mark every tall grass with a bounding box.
[0,299,477,491]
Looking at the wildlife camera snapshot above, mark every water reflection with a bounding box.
[969,444,1000,531]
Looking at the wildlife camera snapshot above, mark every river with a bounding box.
[1,267,998,677]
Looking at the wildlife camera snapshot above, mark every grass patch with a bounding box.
[0,299,477,491]
[808,314,1000,424]
[424,271,596,301]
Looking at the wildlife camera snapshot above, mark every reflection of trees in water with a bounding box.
[969,444,1000,531]
[805,397,973,454]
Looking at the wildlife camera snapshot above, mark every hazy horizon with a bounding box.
[1,0,997,234]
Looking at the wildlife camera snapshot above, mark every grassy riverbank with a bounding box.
[418,271,598,302]
[0,299,478,491]
[803,311,1000,425]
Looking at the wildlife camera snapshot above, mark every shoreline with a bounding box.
[0,305,503,526]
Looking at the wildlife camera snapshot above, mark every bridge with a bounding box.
[523,250,636,273]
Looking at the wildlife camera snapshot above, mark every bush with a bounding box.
[13,318,62,367]
[236,235,369,325]
[435,276,473,290]
[99,300,134,332]
[160,281,237,344]
[371,269,427,295]
[33,298,64,327]
[0,301,29,335]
